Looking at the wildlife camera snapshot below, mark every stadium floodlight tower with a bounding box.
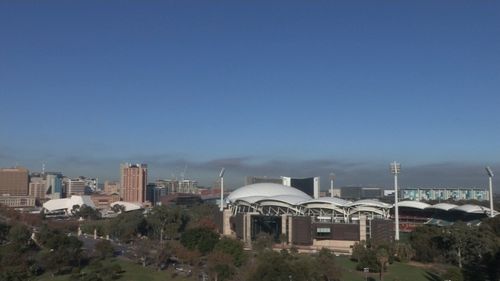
[486,166,494,218]
[390,161,401,241]
[219,168,225,211]
[330,172,336,198]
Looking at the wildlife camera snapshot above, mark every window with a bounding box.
[316,227,331,238]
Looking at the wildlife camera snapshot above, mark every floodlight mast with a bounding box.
[219,168,225,212]
[330,172,336,198]
[390,161,401,241]
[486,166,494,218]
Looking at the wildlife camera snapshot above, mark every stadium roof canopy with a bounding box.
[226,184,498,220]
[227,183,312,203]
[300,197,352,207]
[428,203,459,211]
[451,204,492,214]
[398,201,431,210]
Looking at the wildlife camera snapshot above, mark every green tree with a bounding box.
[180,227,219,255]
[207,250,235,281]
[252,233,274,252]
[0,222,10,244]
[441,266,464,281]
[394,242,414,263]
[409,225,442,262]
[78,205,101,220]
[147,205,188,242]
[315,248,341,281]
[376,248,389,281]
[111,204,125,214]
[214,237,247,267]
[106,210,148,242]
[7,223,32,248]
[94,240,114,260]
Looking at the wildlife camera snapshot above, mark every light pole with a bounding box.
[390,161,401,241]
[486,166,494,218]
[219,168,225,211]
[330,172,335,198]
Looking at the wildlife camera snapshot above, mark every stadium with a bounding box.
[218,183,498,253]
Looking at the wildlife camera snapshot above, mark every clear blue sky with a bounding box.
[1,1,499,189]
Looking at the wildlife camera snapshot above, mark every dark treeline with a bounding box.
[2,203,500,281]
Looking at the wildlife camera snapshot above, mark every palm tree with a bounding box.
[376,248,389,281]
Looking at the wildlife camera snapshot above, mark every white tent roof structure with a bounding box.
[110,201,142,212]
[43,195,96,214]
[398,200,431,210]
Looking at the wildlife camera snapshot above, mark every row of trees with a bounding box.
[408,217,500,281]
[350,216,500,281]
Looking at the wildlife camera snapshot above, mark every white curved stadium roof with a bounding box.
[451,204,489,214]
[255,195,310,206]
[300,197,352,207]
[398,201,431,210]
[231,196,267,204]
[227,183,312,203]
[429,203,458,211]
[110,201,142,212]
[347,199,392,208]
[43,195,96,213]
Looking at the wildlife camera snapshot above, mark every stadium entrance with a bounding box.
[251,215,282,242]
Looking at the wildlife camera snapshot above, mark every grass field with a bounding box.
[35,255,442,281]
[336,256,442,281]
[36,258,195,281]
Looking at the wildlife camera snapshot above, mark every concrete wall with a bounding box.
[312,239,357,254]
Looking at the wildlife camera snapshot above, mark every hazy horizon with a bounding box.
[1,1,499,190]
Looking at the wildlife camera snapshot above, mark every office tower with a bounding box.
[104,181,121,195]
[29,176,46,199]
[45,173,63,199]
[282,176,320,199]
[0,167,29,196]
[67,178,86,196]
[121,163,148,203]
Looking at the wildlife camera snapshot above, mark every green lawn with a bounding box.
[36,258,195,281]
[35,255,440,281]
[336,256,441,281]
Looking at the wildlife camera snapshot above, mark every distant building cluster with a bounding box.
[0,163,207,213]
[401,187,489,201]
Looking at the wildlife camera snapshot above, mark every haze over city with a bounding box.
[1,1,499,189]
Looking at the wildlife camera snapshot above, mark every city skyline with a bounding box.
[1,1,499,189]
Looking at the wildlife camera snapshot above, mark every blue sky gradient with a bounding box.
[1,1,499,189]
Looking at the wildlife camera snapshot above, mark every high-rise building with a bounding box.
[0,167,29,196]
[155,179,198,194]
[121,163,147,203]
[339,186,385,200]
[146,183,167,205]
[29,176,46,199]
[67,178,86,196]
[104,181,120,195]
[282,177,320,199]
[45,173,63,199]
[245,176,283,185]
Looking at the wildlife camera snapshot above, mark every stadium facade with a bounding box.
[217,183,497,253]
